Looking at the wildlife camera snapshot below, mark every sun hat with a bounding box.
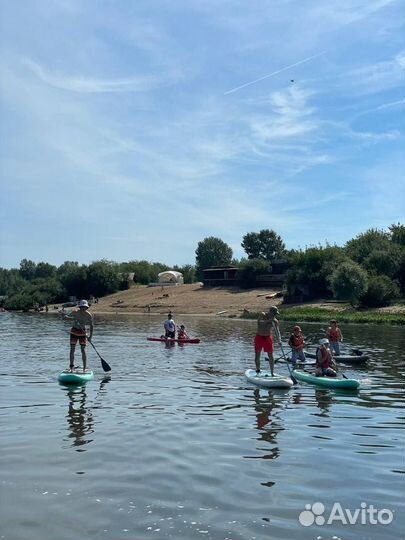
[319,338,329,346]
[78,300,89,308]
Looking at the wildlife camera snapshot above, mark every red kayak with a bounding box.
[147,336,201,344]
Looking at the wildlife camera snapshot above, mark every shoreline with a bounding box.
[7,283,404,324]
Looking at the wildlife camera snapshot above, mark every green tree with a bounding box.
[286,245,346,298]
[237,258,272,288]
[35,262,57,279]
[345,228,391,263]
[195,237,233,279]
[19,259,37,280]
[360,275,400,307]
[241,229,285,260]
[58,261,88,298]
[87,260,120,297]
[119,260,169,284]
[362,245,402,279]
[389,223,405,246]
[0,268,27,296]
[330,261,369,304]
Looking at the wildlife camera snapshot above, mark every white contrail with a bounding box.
[224,51,326,95]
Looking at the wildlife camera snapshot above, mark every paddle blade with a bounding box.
[101,358,111,372]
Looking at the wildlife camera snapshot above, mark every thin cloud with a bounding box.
[22,58,160,93]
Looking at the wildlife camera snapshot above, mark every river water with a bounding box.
[0,312,403,540]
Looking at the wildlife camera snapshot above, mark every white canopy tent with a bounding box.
[158,271,184,285]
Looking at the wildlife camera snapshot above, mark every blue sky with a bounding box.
[1,0,404,269]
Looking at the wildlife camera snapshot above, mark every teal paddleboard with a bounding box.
[293,369,360,390]
[58,369,94,385]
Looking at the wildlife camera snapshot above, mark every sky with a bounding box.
[1,0,404,269]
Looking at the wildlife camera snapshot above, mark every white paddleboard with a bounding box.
[245,369,293,389]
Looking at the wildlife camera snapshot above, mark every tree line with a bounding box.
[1,224,404,311]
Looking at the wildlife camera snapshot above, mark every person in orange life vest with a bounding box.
[315,339,337,377]
[254,306,281,376]
[288,325,306,366]
[177,324,189,340]
[326,319,343,355]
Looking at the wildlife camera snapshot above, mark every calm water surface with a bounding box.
[0,313,404,540]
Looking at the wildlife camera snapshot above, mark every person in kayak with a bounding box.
[315,339,337,377]
[326,319,343,355]
[288,325,306,366]
[177,324,189,340]
[163,312,176,339]
[254,306,281,376]
[63,300,94,372]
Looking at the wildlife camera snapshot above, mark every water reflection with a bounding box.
[252,388,283,460]
[314,389,334,415]
[65,386,94,450]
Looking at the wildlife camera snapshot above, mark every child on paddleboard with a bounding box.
[326,319,343,355]
[177,324,189,340]
[315,339,337,377]
[288,325,306,366]
[63,300,93,372]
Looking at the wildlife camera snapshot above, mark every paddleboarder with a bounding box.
[63,300,94,372]
[326,319,344,355]
[163,312,176,339]
[288,325,306,366]
[315,339,337,377]
[254,306,281,376]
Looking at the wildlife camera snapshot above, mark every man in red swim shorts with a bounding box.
[254,306,281,376]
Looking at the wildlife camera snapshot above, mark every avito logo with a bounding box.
[299,502,394,527]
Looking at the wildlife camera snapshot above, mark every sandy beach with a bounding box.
[87,284,284,317]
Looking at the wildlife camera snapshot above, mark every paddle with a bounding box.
[62,307,111,372]
[280,344,298,385]
[88,339,111,372]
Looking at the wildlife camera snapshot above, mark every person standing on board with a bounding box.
[288,325,306,366]
[63,300,94,372]
[326,319,343,356]
[163,312,176,339]
[315,339,337,377]
[254,306,281,376]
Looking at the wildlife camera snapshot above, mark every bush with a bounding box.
[4,292,32,311]
[330,261,368,304]
[360,275,400,307]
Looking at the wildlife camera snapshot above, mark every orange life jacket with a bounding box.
[328,328,340,342]
[290,333,305,349]
[316,347,332,368]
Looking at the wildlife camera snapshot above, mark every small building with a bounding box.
[202,266,238,287]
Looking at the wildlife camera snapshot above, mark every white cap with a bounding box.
[319,338,329,346]
[78,300,89,308]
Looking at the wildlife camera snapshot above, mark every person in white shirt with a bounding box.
[163,312,176,338]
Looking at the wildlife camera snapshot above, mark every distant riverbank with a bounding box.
[18,283,405,325]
